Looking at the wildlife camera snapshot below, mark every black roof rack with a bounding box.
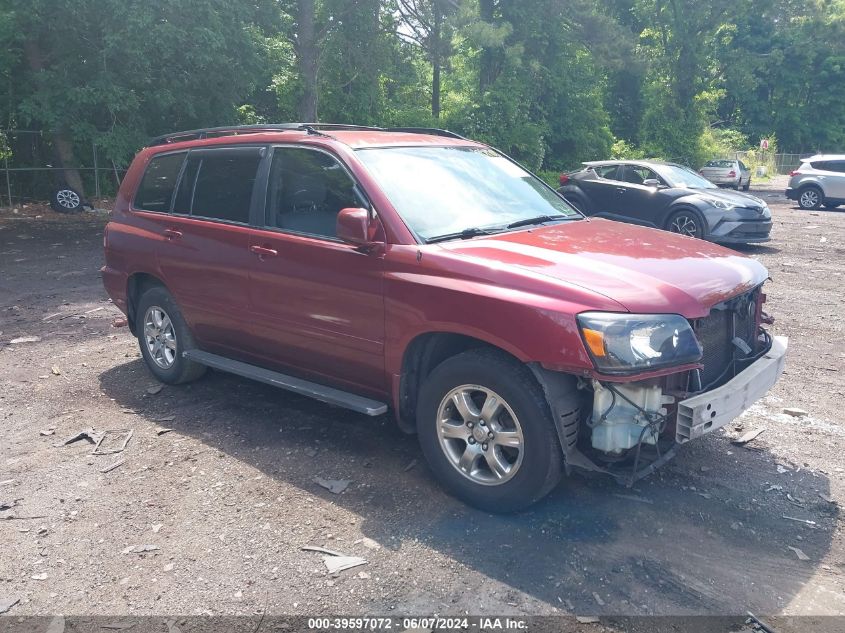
[147,123,466,147]
[384,127,465,140]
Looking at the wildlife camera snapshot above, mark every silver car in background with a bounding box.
[786,155,845,210]
[699,158,751,190]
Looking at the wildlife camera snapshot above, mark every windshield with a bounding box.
[355,146,580,241]
[654,164,717,189]
[705,160,735,168]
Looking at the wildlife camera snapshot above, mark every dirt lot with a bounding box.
[1,178,844,629]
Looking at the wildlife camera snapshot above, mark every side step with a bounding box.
[183,350,388,416]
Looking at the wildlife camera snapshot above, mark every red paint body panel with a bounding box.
[103,130,770,413]
[246,227,386,396]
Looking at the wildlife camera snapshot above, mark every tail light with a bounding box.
[789,169,800,177]
[728,170,736,177]
[559,173,570,185]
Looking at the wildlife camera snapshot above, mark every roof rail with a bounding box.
[147,123,466,147]
[385,127,466,140]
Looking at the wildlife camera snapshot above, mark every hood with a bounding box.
[437,218,768,318]
[688,187,767,209]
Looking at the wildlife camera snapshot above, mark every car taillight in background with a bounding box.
[789,169,801,177]
[728,170,737,178]
[559,173,570,185]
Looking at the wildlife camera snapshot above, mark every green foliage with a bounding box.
[0,132,10,162]
[1,0,844,190]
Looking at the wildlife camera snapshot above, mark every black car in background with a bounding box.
[557,160,772,244]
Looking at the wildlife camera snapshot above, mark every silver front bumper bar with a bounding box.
[676,336,788,443]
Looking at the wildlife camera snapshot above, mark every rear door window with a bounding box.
[189,148,263,224]
[134,152,186,212]
[594,165,619,180]
[827,161,845,173]
[621,165,659,185]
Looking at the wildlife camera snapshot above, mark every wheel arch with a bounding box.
[396,332,526,433]
[126,272,167,335]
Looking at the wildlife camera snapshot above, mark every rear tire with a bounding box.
[798,186,823,210]
[416,348,563,513]
[742,179,751,191]
[136,286,206,385]
[666,209,705,239]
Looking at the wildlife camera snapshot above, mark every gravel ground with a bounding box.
[0,177,843,630]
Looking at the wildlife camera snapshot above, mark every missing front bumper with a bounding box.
[676,336,788,443]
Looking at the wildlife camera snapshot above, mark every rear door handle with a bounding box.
[163,229,183,240]
[250,245,278,258]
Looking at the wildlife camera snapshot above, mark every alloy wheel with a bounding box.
[799,189,820,209]
[669,213,699,237]
[143,306,177,369]
[55,189,81,209]
[436,385,524,486]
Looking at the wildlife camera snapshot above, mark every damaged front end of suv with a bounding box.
[534,286,787,486]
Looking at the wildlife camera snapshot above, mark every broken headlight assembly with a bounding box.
[577,312,702,374]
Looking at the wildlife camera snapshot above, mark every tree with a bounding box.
[394,0,460,118]
[1,0,269,194]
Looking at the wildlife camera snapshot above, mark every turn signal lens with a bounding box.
[582,328,606,357]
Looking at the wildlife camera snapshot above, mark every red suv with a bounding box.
[102,124,787,511]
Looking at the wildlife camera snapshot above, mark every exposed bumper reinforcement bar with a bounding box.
[676,336,788,443]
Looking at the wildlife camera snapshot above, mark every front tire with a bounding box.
[416,348,563,513]
[798,186,823,210]
[666,209,705,239]
[743,178,751,191]
[136,286,206,384]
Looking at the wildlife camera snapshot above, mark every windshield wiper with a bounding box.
[506,215,574,229]
[425,227,500,243]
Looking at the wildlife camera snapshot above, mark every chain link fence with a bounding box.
[731,151,805,176]
[1,129,126,207]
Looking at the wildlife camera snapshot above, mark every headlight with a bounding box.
[701,197,735,211]
[577,312,702,374]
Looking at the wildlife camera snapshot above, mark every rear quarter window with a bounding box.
[134,152,186,212]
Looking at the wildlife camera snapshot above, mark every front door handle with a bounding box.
[163,228,183,240]
[250,245,278,258]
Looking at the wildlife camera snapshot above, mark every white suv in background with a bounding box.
[786,155,845,210]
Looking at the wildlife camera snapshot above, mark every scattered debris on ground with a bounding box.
[314,477,351,494]
[733,428,766,445]
[93,429,133,455]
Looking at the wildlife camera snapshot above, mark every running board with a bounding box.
[183,350,388,416]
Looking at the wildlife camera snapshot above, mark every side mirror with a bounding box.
[336,207,382,248]
[642,178,663,188]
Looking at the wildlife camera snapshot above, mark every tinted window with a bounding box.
[622,165,659,185]
[173,155,201,214]
[594,165,619,179]
[191,149,262,223]
[826,161,845,173]
[134,152,185,212]
[265,147,364,238]
[739,161,748,170]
